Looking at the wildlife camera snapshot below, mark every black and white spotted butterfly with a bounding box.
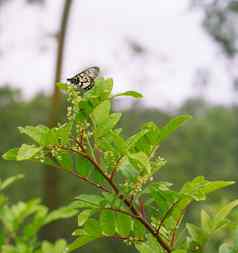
[67,66,100,91]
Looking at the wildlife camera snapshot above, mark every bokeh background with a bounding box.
[1,0,238,252]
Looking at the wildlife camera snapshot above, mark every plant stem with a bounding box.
[49,156,110,193]
[78,151,172,253]
[157,200,179,234]
[85,133,96,160]
[170,207,187,248]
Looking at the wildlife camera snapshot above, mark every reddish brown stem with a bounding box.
[170,208,187,248]
[49,157,110,193]
[78,151,172,253]
[139,199,146,218]
[101,207,139,220]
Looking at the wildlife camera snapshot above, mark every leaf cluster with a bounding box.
[2,78,236,253]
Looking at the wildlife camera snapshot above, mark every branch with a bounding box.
[139,199,146,218]
[52,142,171,251]
[75,150,172,253]
[59,139,171,252]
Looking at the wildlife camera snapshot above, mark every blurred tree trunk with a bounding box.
[44,0,73,225]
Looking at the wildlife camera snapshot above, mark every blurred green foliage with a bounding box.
[1,86,238,252]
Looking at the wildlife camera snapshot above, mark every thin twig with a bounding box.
[109,235,144,242]
[75,136,85,153]
[48,155,110,193]
[85,132,96,160]
[139,199,146,218]
[101,207,139,220]
[68,169,110,193]
[170,207,187,248]
[157,200,179,234]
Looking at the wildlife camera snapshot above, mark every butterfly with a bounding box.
[67,66,100,91]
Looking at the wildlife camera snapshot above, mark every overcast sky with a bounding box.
[0,0,235,108]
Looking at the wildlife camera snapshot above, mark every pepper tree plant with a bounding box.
[2,77,235,253]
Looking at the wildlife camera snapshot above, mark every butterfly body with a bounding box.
[67,66,100,91]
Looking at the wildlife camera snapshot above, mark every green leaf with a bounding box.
[84,218,102,237]
[0,174,24,191]
[91,100,111,126]
[41,240,67,253]
[186,223,207,244]
[133,122,160,155]
[213,199,238,229]
[54,240,67,253]
[95,112,121,137]
[42,241,53,253]
[113,90,143,98]
[23,206,48,240]
[181,176,234,201]
[2,147,19,160]
[18,125,49,146]
[128,152,151,173]
[74,155,94,177]
[0,231,5,249]
[45,205,77,224]
[127,129,149,150]
[48,122,72,146]
[56,151,73,171]
[74,194,104,208]
[4,199,43,232]
[17,144,42,161]
[135,241,153,253]
[158,115,192,143]
[115,213,132,236]
[118,157,140,182]
[100,210,115,236]
[144,182,180,220]
[201,209,211,233]
[96,130,127,155]
[133,220,145,238]
[135,234,163,253]
[78,209,94,227]
[85,78,113,101]
[68,235,99,252]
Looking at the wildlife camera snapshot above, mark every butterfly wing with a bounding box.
[67,66,100,90]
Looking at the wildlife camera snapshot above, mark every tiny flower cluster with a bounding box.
[131,175,152,195]
[103,151,117,171]
[65,85,82,120]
